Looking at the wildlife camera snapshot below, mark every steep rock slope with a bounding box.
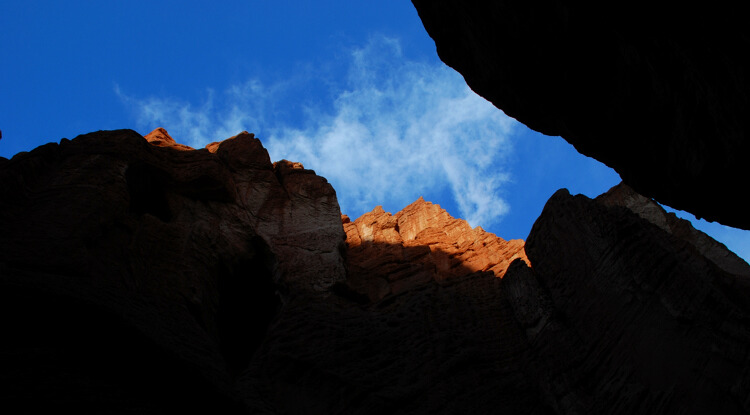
[0,128,344,412]
[503,188,750,414]
[410,0,750,229]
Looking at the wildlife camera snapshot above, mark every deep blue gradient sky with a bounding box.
[2,1,748,261]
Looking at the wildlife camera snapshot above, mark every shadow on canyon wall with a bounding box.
[241,190,750,415]
[2,130,750,414]
[0,238,548,414]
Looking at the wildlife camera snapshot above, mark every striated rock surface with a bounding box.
[343,197,527,301]
[239,201,543,414]
[503,188,750,414]
[239,183,750,414]
[238,267,548,415]
[410,0,750,229]
[596,182,750,278]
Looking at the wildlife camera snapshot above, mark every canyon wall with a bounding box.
[0,129,344,412]
[1,130,749,413]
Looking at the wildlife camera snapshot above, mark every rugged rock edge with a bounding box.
[410,0,750,229]
[1,129,749,414]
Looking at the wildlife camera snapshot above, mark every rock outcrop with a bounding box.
[239,182,750,414]
[343,197,527,301]
[410,0,750,230]
[239,203,543,415]
[2,128,749,414]
[143,127,194,151]
[503,187,750,414]
[0,128,345,411]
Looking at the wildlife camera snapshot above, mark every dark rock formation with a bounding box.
[410,0,750,230]
[237,264,549,415]
[2,129,749,414]
[503,187,750,414]
[596,182,750,278]
[240,181,750,414]
[0,128,344,412]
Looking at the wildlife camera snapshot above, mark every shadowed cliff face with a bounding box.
[507,188,750,414]
[238,258,551,415]
[2,129,750,414]
[240,183,750,415]
[410,0,750,230]
[0,124,542,412]
[0,128,344,411]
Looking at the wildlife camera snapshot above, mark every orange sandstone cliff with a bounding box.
[343,198,527,301]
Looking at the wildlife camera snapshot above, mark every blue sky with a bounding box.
[2,1,748,261]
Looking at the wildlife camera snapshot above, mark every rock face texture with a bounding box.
[596,182,750,278]
[239,205,543,415]
[2,128,750,414]
[504,188,750,414]
[0,128,344,412]
[410,0,750,230]
[343,197,527,301]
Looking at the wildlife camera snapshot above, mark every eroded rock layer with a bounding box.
[343,197,527,301]
[410,0,750,229]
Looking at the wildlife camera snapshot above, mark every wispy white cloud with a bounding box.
[116,36,517,228]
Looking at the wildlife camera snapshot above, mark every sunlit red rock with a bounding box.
[343,197,527,300]
[144,127,194,151]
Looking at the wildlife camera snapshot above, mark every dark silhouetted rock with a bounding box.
[596,182,750,278]
[410,0,750,229]
[238,200,544,414]
[3,128,749,414]
[0,128,345,412]
[502,187,750,414]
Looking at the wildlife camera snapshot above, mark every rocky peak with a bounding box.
[343,198,527,301]
[394,197,480,245]
[144,127,194,151]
